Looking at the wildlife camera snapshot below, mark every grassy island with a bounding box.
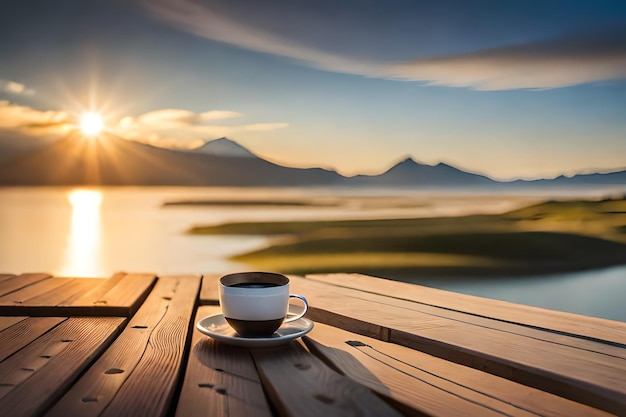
[188,197,626,278]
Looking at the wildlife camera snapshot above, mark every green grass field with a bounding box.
[188,197,626,277]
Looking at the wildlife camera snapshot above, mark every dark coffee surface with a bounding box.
[220,271,289,288]
[228,282,281,289]
[225,317,284,337]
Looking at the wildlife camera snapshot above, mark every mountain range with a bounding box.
[0,133,624,187]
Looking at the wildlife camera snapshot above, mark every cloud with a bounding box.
[112,107,286,148]
[200,110,242,121]
[0,101,71,132]
[143,0,626,90]
[0,101,285,150]
[141,0,382,75]
[383,30,626,90]
[0,80,35,96]
[135,109,243,126]
[0,102,74,159]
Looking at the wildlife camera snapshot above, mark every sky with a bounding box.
[1,0,625,180]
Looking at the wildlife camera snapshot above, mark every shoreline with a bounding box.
[190,197,626,278]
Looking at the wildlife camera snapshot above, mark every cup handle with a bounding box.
[285,294,308,322]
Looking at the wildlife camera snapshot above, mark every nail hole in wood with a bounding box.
[61,339,72,342]
[198,383,214,388]
[13,301,22,304]
[215,386,227,395]
[21,367,34,372]
[81,397,98,403]
[93,300,107,305]
[104,368,124,375]
[215,368,224,372]
[131,325,148,329]
[162,296,172,301]
[294,362,311,370]
[40,355,51,359]
[315,394,334,404]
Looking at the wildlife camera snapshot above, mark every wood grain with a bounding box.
[0,317,66,362]
[289,275,626,415]
[0,277,72,305]
[0,273,51,297]
[0,317,125,417]
[0,316,27,332]
[175,305,273,417]
[252,341,403,417]
[27,278,106,306]
[99,275,200,417]
[92,273,156,315]
[68,272,127,307]
[46,275,201,417]
[306,273,626,346]
[0,274,155,316]
[305,322,613,417]
[304,276,626,360]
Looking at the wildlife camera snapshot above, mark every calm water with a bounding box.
[1,186,625,322]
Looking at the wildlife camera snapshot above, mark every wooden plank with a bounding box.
[0,274,17,284]
[0,316,27,332]
[26,278,106,306]
[92,273,157,315]
[199,274,220,305]
[0,278,84,306]
[0,273,157,317]
[0,317,66,362]
[0,277,69,304]
[0,273,51,297]
[304,277,626,361]
[304,322,613,417]
[306,273,626,346]
[46,275,201,417]
[252,341,404,417]
[0,316,125,417]
[68,272,127,307]
[289,276,626,415]
[175,305,273,417]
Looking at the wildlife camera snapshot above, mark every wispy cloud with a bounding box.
[0,101,70,132]
[0,102,73,157]
[113,107,287,148]
[143,0,626,90]
[384,30,626,90]
[0,101,286,149]
[0,80,35,96]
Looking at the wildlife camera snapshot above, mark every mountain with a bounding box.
[510,170,626,186]
[0,134,624,187]
[0,131,57,162]
[0,132,345,186]
[191,137,257,158]
[352,157,495,186]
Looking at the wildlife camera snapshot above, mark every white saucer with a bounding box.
[196,313,314,348]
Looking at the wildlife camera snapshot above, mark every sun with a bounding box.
[80,112,104,136]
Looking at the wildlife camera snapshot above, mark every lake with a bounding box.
[1,186,625,322]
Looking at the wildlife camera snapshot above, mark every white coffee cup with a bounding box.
[219,272,308,337]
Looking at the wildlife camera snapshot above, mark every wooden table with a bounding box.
[0,272,624,416]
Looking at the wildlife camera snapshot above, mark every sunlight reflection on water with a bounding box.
[61,190,103,277]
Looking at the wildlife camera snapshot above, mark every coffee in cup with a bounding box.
[218,272,308,337]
